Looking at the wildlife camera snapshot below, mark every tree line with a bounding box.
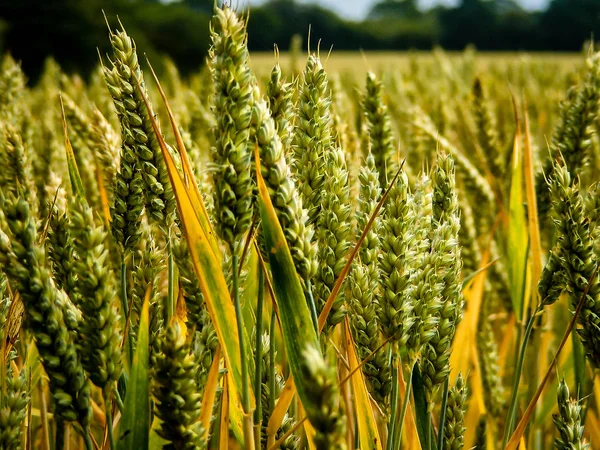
[0,0,598,81]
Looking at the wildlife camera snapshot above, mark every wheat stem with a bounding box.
[395,363,414,450]
[436,378,450,450]
[254,267,265,448]
[232,252,254,450]
[120,253,133,365]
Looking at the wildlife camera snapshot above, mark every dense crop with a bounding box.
[1,6,599,450]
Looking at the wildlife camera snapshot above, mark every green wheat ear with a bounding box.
[0,125,37,211]
[537,52,600,219]
[301,344,347,450]
[548,161,600,368]
[0,54,27,127]
[292,54,334,225]
[442,373,467,450]
[153,319,203,450]
[0,362,29,450]
[102,64,144,253]
[267,63,295,152]
[0,196,91,431]
[362,71,397,187]
[347,152,391,406]
[378,169,416,346]
[421,152,464,399]
[553,379,589,450]
[104,26,174,227]
[472,77,504,180]
[70,199,123,391]
[314,145,352,331]
[208,5,255,250]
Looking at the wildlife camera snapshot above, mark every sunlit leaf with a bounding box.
[117,288,150,450]
[343,318,383,450]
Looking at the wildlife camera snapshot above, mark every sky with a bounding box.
[248,0,551,21]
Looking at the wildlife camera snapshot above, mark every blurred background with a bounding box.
[0,0,598,81]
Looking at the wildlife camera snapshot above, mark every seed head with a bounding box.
[153,320,203,450]
[553,379,589,450]
[362,72,397,187]
[70,199,123,390]
[0,196,91,427]
[442,374,467,450]
[208,6,255,248]
[104,27,174,226]
[292,54,333,224]
[378,171,416,345]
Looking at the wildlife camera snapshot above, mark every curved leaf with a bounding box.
[254,144,322,427]
[344,319,383,450]
[118,288,150,450]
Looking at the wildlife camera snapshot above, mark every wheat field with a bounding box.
[0,5,599,450]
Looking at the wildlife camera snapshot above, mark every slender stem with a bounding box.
[114,388,125,412]
[502,308,538,447]
[572,330,585,397]
[167,231,175,321]
[305,281,319,334]
[268,309,276,415]
[55,420,65,450]
[425,410,432,450]
[436,378,450,450]
[39,379,50,450]
[120,253,133,364]
[395,364,413,450]
[104,390,116,450]
[254,268,265,449]
[232,252,254,450]
[525,315,543,448]
[82,430,93,450]
[386,346,399,450]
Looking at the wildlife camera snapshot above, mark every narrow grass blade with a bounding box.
[343,319,383,450]
[255,145,323,424]
[117,288,151,450]
[266,377,296,448]
[461,257,499,289]
[94,157,111,227]
[507,96,529,320]
[59,94,86,201]
[522,101,542,305]
[200,346,221,442]
[255,240,282,324]
[219,371,230,450]
[450,241,491,383]
[398,362,421,449]
[318,167,401,332]
[411,364,436,450]
[145,58,220,258]
[134,73,252,413]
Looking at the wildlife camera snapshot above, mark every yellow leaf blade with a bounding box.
[200,346,221,442]
[507,98,529,320]
[266,376,296,448]
[343,319,383,450]
[219,370,230,450]
[133,69,254,426]
[145,58,220,258]
[523,103,543,306]
[450,242,490,384]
